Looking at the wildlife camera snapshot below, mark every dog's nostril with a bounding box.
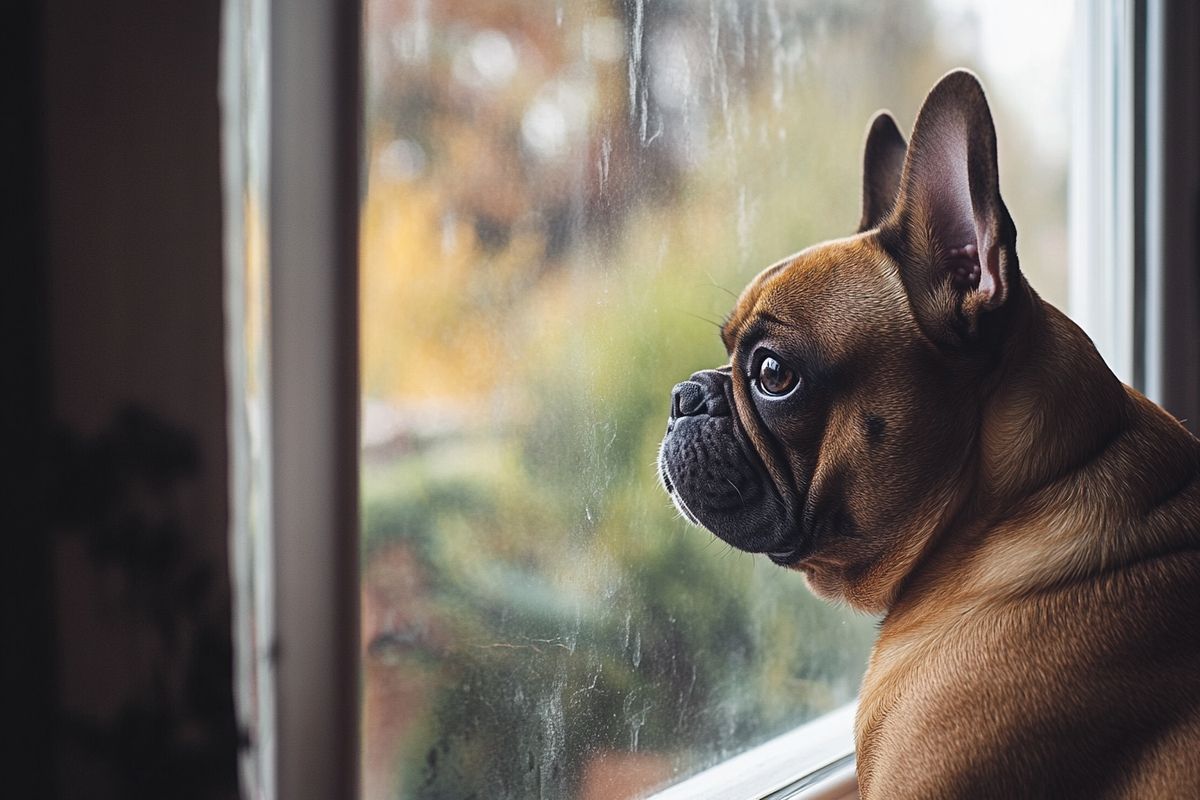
[671,381,706,418]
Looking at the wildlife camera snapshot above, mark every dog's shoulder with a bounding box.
[859,548,1200,798]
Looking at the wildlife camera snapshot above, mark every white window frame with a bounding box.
[233,1,1197,799]
[1069,0,1139,384]
[1072,0,1200,425]
[225,0,363,798]
[648,704,857,800]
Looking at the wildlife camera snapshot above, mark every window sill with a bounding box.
[647,703,857,800]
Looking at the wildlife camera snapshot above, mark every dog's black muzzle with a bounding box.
[659,368,798,559]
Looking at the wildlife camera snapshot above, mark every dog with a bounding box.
[658,70,1200,798]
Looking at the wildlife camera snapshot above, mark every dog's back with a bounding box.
[858,303,1200,799]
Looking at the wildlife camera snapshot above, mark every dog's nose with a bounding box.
[670,370,731,419]
[672,381,706,417]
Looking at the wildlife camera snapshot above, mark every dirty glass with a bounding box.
[359,1,1072,798]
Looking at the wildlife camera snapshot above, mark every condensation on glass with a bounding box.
[359,2,1071,798]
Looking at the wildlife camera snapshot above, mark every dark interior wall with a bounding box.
[44,1,226,438]
[3,0,53,796]
[37,0,238,797]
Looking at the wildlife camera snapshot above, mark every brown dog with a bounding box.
[658,70,1200,798]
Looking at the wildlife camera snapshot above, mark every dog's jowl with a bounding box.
[658,70,1200,798]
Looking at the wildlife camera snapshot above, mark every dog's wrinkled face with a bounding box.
[659,71,1021,611]
[658,236,977,608]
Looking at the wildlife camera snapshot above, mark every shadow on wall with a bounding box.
[50,406,241,800]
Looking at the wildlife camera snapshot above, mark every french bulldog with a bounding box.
[658,70,1200,798]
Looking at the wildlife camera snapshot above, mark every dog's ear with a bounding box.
[858,111,907,233]
[885,69,1019,342]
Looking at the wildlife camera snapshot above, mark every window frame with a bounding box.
[1143,0,1200,429]
[647,704,857,800]
[1070,0,1200,428]
[255,0,363,798]
[245,2,1197,799]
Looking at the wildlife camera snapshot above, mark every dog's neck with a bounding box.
[976,282,1130,507]
[890,279,1200,614]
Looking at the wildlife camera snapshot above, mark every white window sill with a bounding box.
[647,703,857,800]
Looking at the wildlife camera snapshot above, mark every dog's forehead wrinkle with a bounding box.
[758,244,906,343]
[725,233,890,348]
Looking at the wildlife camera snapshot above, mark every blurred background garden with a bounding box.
[358,1,1070,797]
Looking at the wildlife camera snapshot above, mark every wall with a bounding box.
[40,0,238,796]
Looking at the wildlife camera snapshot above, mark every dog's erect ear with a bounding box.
[858,111,907,233]
[886,70,1019,341]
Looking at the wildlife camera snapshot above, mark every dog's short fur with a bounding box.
[658,70,1200,797]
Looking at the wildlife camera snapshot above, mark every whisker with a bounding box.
[725,477,745,507]
[703,270,739,299]
[674,309,723,329]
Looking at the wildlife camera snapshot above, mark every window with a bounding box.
[357,2,1072,799]
[223,1,1200,799]
[24,0,1193,796]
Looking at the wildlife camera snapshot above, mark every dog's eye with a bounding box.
[755,354,798,397]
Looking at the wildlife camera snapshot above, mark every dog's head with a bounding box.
[658,70,1027,612]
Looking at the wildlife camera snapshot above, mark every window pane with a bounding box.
[359,2,1071,798]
